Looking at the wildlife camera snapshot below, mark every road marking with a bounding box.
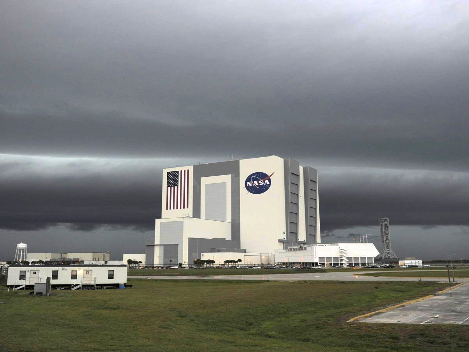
[406,314,425,323]
[459,316,469,324]
[421,317,435,324]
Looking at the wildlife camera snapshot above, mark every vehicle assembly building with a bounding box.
[146,155,320,266]
[145,155,378,267]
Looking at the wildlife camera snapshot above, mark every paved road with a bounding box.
[131,270,469,283]
[360,282,469,325]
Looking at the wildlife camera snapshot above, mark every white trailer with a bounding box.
[399,259,423,268]
[7,264,127,290]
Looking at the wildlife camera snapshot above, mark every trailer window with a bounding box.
[52,270,58,280]
[108,270,114,279]
[19,271,26,280]
[71,270,77,279]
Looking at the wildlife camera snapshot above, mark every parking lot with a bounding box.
[360,282,469,325]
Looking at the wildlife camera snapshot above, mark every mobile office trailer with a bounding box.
[399,259,423,268]
[7,264,127,290]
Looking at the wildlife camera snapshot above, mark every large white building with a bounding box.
[276,243,380,267]
[146,155,321,266]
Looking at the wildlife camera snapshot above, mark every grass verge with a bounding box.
[0,280,467,351]
[128,268,326,276]
[361,268,469,278]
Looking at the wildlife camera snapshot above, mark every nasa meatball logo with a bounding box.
[245,172,274,194]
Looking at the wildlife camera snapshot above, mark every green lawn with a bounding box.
[361,268,469,278]
[128,268,326,276]
[1,280,467,352]
[127,267,436,277]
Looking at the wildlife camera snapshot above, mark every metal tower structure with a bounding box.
[15,242,28,262]
[376,218,398,263]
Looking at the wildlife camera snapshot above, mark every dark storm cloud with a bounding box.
[319,169,469,231]
[0,1,468,173]
[0,157,162,231]
[1,107,468,171]
[1,157,468,233]
[1,1,469,242]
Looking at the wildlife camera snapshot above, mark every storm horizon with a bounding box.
[1,1,468,261]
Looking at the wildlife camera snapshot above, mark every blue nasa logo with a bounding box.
[245,172,274,194]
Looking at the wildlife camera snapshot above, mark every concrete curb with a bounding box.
[347,282,467,323]
[434,282,466,294]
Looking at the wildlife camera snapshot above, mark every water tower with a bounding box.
[15,242,28,262]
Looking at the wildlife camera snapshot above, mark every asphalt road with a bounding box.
[131,270,469,282]
[360,282,469,325]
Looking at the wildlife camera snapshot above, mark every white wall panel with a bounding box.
[298,166,306,242]
[240,156,286,254]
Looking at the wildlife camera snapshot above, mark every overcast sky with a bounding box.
[1,1,468,261]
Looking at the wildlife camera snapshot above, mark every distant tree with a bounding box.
[21,261,29,266]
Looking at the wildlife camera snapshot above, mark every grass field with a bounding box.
[361,268,469,278]
[127,268,327,276]
[127,267,448,277]
[1,279,468,352]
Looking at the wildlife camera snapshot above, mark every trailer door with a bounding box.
[29,270,40,284]
[83,270,93,284]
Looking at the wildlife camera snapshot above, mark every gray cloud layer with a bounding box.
[1,107,468,172]
[1,1,469,243]
[1,156,468,233]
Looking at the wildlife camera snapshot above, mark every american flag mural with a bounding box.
[166,169,190,210]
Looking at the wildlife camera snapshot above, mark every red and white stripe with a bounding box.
[166,169,189,210]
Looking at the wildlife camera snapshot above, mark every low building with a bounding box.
[27,252,110,262]
[7,264,126,289]
[275,243,379,267]
[63,252,110,261]
[123,254,146,266]
[200,252,273,266]
[399,258,423,267]
[27,253,62,261]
